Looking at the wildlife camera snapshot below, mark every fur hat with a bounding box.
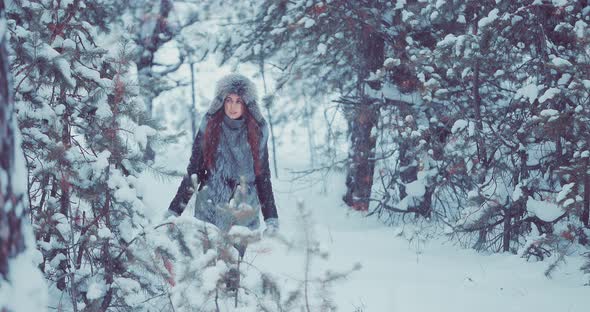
[207,73,266,126]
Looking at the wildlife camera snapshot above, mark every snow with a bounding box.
[74,64,111,88]
[62,38,76,50]
[372,81,423,105]
[540,109,559,117]
[37,43,60,60]
[11,120,28,199]
[269,27,286,35]
[117,218,139,244]
[134,125,156,149]
[556,183,575,203]
[302,17,316,28]
[574,20,587,38]
[478,8,499,28]
[551,57,572,67]
[512,185,523,201]
[228,225,257,237]
[0,15,6,39]
[60,0,74,9]
[395,0,406,9]
[87,280,108,300]
[317,43,327,55]
[401,10,414,22]
[558,73,571,85]
[53,104,65,115]
[136,126,590,312]
[452,119,468,133]
[201,261,228,292]
[430,11,439,20]
[0,107,47,312]
[97,227,112,239]
[49,253,66,269]
[93,150,111,174]
[114,277,142,306]
[526,197,565,222]
[95,100,112,118]
[0,250,48,312]
[384,57,400,68]
[55,58,76,88]
[406,180,426,197]
[539,87,560,103]
[437,34,457,48]
[516,83,540,104]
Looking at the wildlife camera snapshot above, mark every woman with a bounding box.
[167,73,279,236]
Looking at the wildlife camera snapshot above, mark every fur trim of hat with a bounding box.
[207,73,266,126]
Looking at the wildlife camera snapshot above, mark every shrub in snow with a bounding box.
[153,200,359,312]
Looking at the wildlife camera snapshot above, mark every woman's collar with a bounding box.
[223,114,245,129]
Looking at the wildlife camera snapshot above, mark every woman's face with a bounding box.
[223,93,244,119]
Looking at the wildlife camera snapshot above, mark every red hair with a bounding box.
[203,107,262,176]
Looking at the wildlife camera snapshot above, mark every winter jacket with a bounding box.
[167,74,278,230]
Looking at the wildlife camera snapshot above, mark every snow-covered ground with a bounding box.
[138,136,589,312]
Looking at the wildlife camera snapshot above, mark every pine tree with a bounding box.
[6,1,168,310]
[352,0,590,259]
[431,0,590,253]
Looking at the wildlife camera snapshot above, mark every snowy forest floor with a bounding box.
[138,140,589,312]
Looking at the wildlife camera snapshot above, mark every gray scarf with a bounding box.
[205,115,257,207]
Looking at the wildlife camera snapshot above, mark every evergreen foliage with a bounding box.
[222,0,590,273]
[6,1,164,310]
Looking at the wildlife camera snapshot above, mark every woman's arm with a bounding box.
[167,115,208,216]
[255,143,278,221]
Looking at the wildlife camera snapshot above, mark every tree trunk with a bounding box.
[583,158,590,228]
[265,103,279,178]
[471,17,487,182]
[258,55,279,178]
[303,92,316,168]
[343,29,384,211]
[1,5,44,309]
[56,108,71,291]
[137,0,174,162]
[470,16,492,247]
[190,62,197,139]
[502,204,511,252]
[473,59,486,181]
[0,3,28,282]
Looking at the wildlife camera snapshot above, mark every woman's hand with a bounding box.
[263,218,279,237]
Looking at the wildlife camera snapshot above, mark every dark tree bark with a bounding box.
[471,16,490,247]
[343,29,384,211]
[136,0,174,114]
[583,158,590,228]
[0,0,31,292]
[190,62,198,139]
[260,56,279,178]
[136,0,175,162]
